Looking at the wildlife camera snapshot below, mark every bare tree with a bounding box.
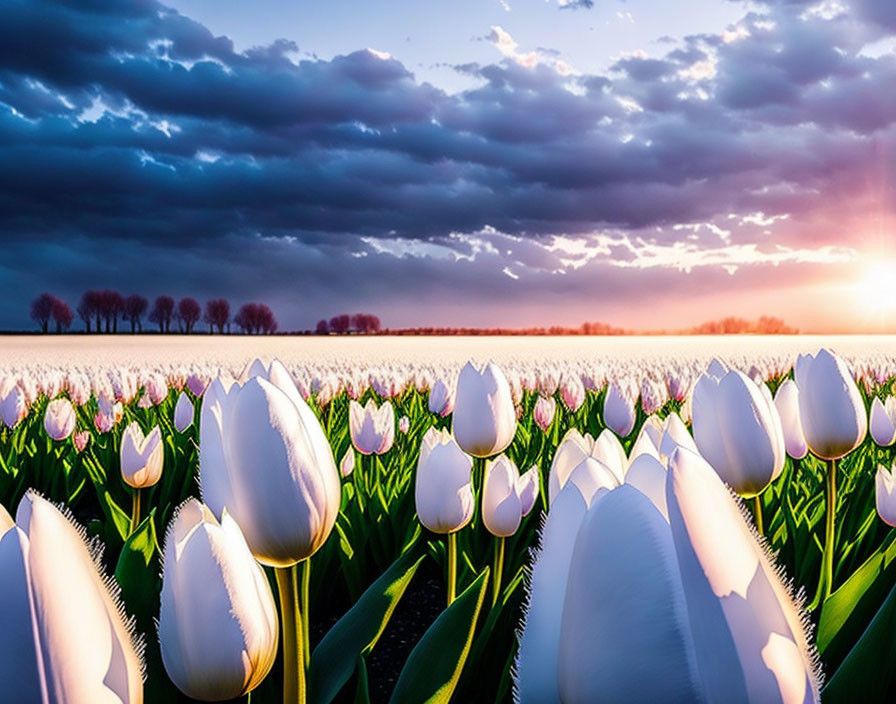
[30,293,56,333]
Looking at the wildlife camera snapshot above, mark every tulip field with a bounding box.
[3,337,896,703]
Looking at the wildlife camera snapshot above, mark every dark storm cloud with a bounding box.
[0,0,894,328]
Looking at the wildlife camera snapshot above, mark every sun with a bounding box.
[855,261,896,315]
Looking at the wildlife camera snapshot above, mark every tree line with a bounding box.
[29,292,278,334]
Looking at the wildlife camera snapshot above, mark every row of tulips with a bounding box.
[1,349,896,701]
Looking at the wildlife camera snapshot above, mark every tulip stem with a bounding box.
[822,458,837,603]
[447,531,458,606]
[301,559,311,669]
[492,536,505,607]
[129,488,141,535]
[275,565,305,704]
[753,496,764,537]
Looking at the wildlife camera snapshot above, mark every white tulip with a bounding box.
[0,492,143,703]
[482,455,535,537]
[159,499,278,702]
[120,422,164,489]
[174,391,194,433]
[428,378,455,417]
[0,386,25,429]
[414,428,474,534]
[200,359,341,567]
[340,449,355,477]
[869,396,896,447]
[43,398,76,441]
[774,380,808,460]
[876,464,896,527]
[349,399,395,455]
[603,382,636,437]
[794,349,867,460]
[453,361,516,457]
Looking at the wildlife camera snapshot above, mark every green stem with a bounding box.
[275,565,305,704]
[753,495,764,537]
[301,559,311,669]
[822,458,837,602]
[492,536,505,607]
[447,531,458,607]
[129,488,141,535]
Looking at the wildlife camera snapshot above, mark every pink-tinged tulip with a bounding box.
[187,374,208,397]
[0,386,25,429]
[73,431,91,453]
[794,349,867,460]
[174,392,195,433]
[603,382,635,437]
[340,450,355,478]
[414,428,473,534]
[398,415,410,434]
[120,422,164,489]
[200,360,341,567]
[349,399,395,455]
[692,367,785,497]
[876,465,896,527]
[774,380,808,460]
[453,361,516,458]
[95,411,115,434]
[428,378,455,416]
[560,376,585,412]
[0,492,144,703]
[159,500,278,701]
[534,396,556,432]
[870,396,896,447]
[43,398,75,441]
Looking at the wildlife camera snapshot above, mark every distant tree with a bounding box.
[123,295,148,333]
[315,319,329,334]
[350,313,381,333]
[149,295,175,333]
[329,314,350,334]
[234,303,278,334]
[30,293,56,333]
[80,290,104,332]
[51,298,73,333]
[107,291,124,333]
[203,298,230,334]
[77,294,94,333]
[177,297,201,334]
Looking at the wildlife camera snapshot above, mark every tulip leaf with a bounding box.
[114,509,161,632]
[822,579,896,702]
[817,532,896,665]
[101,490,131,544]
[389,567,489,704]
[308,550,425,704]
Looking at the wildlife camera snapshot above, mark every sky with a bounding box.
[1,0,896,332]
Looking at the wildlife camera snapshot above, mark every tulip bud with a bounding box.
[0,386,25,429]
[534,396,556,432]
[398,415,410,434]
[200,360,341,567]
[774,379,808,460]
[794,349,867,460]
[692,367,785,497]
[548,429,621,505]
[518,465,540,516]
[73,430,91,453]
[428,378,455,416]
[453,361,516,458]
[159,499,279,701]
[870,396,896,447]
[603,382,635,437]
[43,398,75,441]
[876,464,896,527]
[120,422,164,489]
[349,399,395,455]
[560,376,585,412]
[0,492,144,702]
[94,411,115,434]
[340,449,355,477]
[481,455,528,537]
[414,428,473,534]
[174,391,195,433]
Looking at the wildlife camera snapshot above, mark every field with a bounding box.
[2,335,896,703]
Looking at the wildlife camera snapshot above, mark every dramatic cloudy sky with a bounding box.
[2,0,896,331]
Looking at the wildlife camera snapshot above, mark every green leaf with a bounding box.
[308,550,424,704]
[101,490,131,544]
[114,509,161,633]
[389,567,489,704]
[817,532,896,663]
[823,579,896,702]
